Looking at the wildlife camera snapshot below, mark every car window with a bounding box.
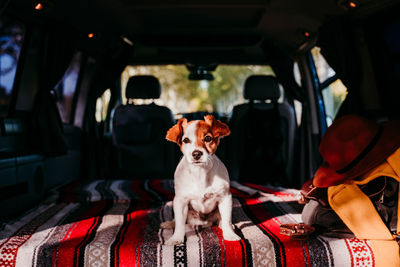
[121,65,275,116]
[311,47,348,126]
[96,88,111,123]
[0,17,25,117]
[54,52,82,123]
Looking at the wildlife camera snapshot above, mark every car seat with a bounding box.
[228,75,296,185]
[112,75,175,179]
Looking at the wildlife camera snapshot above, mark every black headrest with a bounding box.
[244,75,281,101]
[126,75,161,99]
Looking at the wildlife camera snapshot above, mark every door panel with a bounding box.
[0,158,17,188]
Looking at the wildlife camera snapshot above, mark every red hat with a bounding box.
[313,114,400,188]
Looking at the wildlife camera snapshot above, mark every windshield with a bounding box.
[121,65,275,115]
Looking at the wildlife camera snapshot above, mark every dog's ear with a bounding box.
[166,118,188,145]
[204,115,230,138]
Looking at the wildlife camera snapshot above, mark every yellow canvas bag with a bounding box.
[328,148,400,267]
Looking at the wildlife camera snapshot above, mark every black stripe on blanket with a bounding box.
[200,226,223,266]
[174,241,188,267]
[96,180,112,200]
[305,238,331,266]
[234,224,253,267]
[312,237,335,266]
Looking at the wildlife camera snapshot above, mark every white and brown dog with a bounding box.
[161,115,241,245]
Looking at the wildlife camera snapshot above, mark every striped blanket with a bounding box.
[0,179,376,267]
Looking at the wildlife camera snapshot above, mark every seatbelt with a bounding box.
[327,148,400,267]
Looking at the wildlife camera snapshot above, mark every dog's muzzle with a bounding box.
[192,150,203,161]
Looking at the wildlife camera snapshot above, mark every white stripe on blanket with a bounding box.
[110,180,129,200]
[85,180,103,202]
[321,236,354,267]
[186,226,201,267]
[232,198,277,267]
[84,201,130,267]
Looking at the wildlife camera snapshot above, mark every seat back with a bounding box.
[228,75,296,185]
[112,75,175,179]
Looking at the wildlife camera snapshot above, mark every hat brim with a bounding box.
[313,120,400,188]
[313,162,347,187]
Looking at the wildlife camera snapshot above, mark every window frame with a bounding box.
[68,53,86,125]
[54,51,86,125]
[306,50,328,134]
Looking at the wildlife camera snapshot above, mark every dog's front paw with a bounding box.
[223,231,241,241]
[165,235,184,246]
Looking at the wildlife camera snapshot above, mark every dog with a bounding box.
[160,115,241,245]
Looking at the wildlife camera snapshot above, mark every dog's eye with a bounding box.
[182,137,190,144]
[204,136,213,143]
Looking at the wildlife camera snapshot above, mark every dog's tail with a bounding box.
[160,220,175,229]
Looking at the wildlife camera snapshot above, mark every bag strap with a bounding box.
[386,148,400,234]
[328,183,394,240]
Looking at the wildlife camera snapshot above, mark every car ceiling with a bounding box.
[6,0,400,64]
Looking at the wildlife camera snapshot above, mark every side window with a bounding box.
[0,17,25,117]
[54,52,82,123]
[95,88,111,124]
[311,47,348,126]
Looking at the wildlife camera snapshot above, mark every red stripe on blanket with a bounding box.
[241,195,306,267]
[230,187,251,198]
[240,239,248,267]
[242,183,295,199]
[53,201,108,267]
[52,221,76,267]
[214,227,245,267]
[115,202,149,266]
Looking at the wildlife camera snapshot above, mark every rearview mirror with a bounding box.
[186,63,217,81]
[188,72,214,81]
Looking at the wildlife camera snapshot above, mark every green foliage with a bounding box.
[121,64,274,114]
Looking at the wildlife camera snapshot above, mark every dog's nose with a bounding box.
[192,150,203,160]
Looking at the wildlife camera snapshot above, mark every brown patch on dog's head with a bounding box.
[204,115,230,138]
[166,118,188,148]
[196,115,230,154]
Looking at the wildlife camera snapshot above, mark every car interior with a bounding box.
[1,0,400,266]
